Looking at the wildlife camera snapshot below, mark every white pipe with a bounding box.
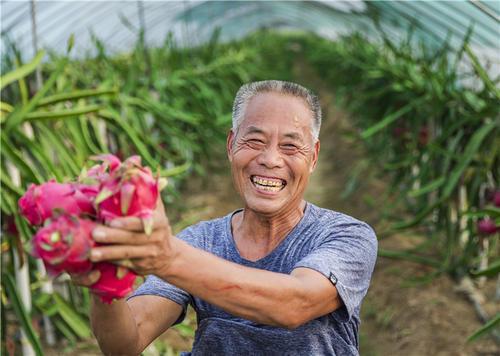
[7,161,35,356]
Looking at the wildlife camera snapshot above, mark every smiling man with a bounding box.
[79,80,378,355]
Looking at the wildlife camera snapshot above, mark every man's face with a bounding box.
[227,92,320,216]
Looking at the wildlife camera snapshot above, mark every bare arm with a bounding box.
[90,232,341,330]
[73,272,182,355]
[89,201,341,330]
[90,294,182,355]
[160,239,341,329]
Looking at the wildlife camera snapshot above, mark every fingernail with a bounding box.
[92,228,106,240]
[90,250,102,261]
[110,220,122,228]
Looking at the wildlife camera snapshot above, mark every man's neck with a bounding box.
[232,200,306,261]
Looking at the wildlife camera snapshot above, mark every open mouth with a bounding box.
[250,175,287,192]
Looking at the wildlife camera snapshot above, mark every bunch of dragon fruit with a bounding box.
[18,154,166,304]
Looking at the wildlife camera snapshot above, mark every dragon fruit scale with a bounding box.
[95,156,167,235]
[19,180,96,226]
[79,154,122,186]
[90,262,137,304]
[32,215,96,276]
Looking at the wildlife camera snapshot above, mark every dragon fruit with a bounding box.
[32,215,95,276]
[90,262,137,304]
[493,191,500,208]
[79,154,121,186]
[19,180,96,226]
[95,155,166,235]
[19,154,163,303]
[477,218,498,236]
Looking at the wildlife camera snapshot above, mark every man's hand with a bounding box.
[89,199,178,277]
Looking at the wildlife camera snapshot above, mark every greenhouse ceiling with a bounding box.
[1,1,499,69]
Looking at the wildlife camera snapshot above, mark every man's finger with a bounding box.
[92,225,158,245]
[90,245,156,262]
[105,211,167,232]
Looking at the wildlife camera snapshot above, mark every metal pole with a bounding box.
[30,0,42,90]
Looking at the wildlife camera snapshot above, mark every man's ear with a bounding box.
[310,140,320,173]
[227,130,235,162]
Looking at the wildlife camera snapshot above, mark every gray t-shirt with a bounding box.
[129,202,377,355]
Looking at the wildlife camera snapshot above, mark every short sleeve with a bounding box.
[126,225,204,325]
[293,219,378,323]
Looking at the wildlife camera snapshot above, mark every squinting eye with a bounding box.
[249,139,264,144]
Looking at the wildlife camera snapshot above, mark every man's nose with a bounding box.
[256,145,284,169]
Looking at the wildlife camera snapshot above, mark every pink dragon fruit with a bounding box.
[90,262,137,304]
[493,191,500,208]
[477,218,498,236]
[79,154,122,186]
[95,156,166,235]
[20,154,162,303]
[19,180,96,226]
[32,215,95,276]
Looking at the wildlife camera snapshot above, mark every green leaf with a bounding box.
[394,121,497,230]
[53,318,77,345]
[67,33,75,54]
[463,207,500,219]
[53,292,91,339]
[0,51,45,90]
[0,101,14,113]
[378,248,441,268]
[1,135,44,183]
[470,259,500,278]
[160,161,191,177]
[99,109,157,167]
[441,121,497,199]
[4,57,67,132]
[36,88,117,107]
[464,45,500,99]
[25,105,102,121]
[1,272,44,355]
[467,313,500,342]
[360,99,423,139]
[408,177,445,198]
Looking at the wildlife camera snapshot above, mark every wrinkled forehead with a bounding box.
[240,92,314,139]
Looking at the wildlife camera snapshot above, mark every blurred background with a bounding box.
[1,1,499,355]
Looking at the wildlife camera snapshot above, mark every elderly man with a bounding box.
[76,80,378,355]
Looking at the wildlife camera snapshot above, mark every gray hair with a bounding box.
[231,80,322,141]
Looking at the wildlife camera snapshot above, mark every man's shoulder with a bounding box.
[307,202,376,240]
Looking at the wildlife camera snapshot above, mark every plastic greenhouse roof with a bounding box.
[1,1,499,71]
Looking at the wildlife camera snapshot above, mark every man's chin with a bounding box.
[244,197,286,216]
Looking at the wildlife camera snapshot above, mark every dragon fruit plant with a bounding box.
[18,154,164,303]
